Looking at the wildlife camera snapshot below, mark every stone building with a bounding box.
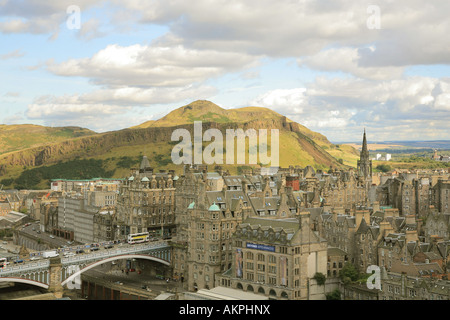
[380,271,450,300]
[377,174,448,219]
[424,209,450,241]
[219,211,327,300]
[174,168,252,291]
[327,247,348,278]
[56,190,118,243]
[320,170,369,210]
[172,165,318,293]
[115,156,177,240]
[432,179,450,214]
[93,207,116,242]
[39,196,59,233]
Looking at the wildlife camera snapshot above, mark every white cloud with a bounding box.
[298,47,405,80]
[77,18,107,41]
[250,88,307,115]
[47,43,259,88]
[5,0,450,140]
[249,76,450,141]
[0,49,25,60]
[116,0,450,68]
[0,1,102,35]
[24,84,218,131]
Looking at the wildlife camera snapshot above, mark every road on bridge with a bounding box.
[82,263,185,297]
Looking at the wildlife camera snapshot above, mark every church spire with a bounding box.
[357,129,372,180]
[362,128,368,152]
[360,128,369,159]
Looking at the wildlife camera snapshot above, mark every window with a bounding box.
[257,274,265,283]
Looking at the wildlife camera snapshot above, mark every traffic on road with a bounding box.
[4,225,165,267]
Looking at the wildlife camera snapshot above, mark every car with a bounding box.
[76,249,85,254]
[64,252,75,257]
[90,247,99,252]
[50,235,55,239]
[104,244,113,249]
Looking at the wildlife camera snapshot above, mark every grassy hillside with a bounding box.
[132,100,332,147]
[0,100,359,189]
[0,124,96,155]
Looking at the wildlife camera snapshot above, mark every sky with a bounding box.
[0,0,449,142]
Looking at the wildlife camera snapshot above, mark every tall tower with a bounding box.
[357,129,372,180]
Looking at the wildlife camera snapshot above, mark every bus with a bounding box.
[127,232,149,244]
[0,258,9,269]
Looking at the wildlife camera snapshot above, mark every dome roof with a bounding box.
[141,176,150,182]
[208,202,220,211]
[188,201,195,209]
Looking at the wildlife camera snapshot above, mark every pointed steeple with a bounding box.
[357,129,372,180]
[363,128,367,146]
[361,128,368,157]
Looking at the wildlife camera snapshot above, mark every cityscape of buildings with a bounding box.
[0,131,450,300]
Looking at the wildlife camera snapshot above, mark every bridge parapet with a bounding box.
[0,260,50,276]
[0,240,172,292]
[61,241,170,266]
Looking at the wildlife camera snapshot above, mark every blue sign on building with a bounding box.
[246,242,275,252]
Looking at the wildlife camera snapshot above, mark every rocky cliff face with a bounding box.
[0,117,344,175]
[0,100,356,182]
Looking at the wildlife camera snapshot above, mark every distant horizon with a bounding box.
[2,116,450,145]
[333,140,450,144]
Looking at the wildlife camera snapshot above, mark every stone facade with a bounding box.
[221,212,327,300]
[115,156,176,239]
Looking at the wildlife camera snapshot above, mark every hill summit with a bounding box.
[133,100,331,146]
[0,100,359,189]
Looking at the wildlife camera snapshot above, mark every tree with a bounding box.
[313,272,326,286]
[326,289,341,300]
[339,262,359,283]
[376,164,391,172]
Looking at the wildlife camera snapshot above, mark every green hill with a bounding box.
[0,124,96,155]
[0,100,359,189]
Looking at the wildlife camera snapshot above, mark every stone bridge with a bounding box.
[0,241,171,298]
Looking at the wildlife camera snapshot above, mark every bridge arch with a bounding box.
[61,254,170,287]
[0,277,49,289]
